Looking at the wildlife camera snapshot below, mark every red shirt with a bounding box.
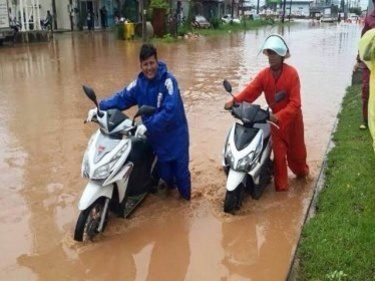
[235,63,302,130]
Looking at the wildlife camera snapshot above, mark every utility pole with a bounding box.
[51,0,57,30]
[256,0,260,14]
[69,0,73,31]
[141,0,147,42]
[281,0,287,23]
[231,0,234,19]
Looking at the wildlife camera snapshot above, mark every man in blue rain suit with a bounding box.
[92,44,191,200]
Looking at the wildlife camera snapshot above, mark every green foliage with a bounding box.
[349,7,361,15]
[149,0,169,9]
[177,24,190,36]
[194,19,276,36]
[297,86,375,281]
[210,17,221,29]
[161,33,175,43]
[326,270,348,281]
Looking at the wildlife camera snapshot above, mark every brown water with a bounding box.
[0,21,361,281]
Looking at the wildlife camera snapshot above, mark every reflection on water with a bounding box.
[0,21,361,280]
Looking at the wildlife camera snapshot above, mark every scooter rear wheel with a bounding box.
[74,198,106,242]
[224,184,244,213]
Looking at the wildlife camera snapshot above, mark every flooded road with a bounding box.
[0,21,361,280]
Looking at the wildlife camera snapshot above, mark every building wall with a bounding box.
[279,1,310,16]
[55,0,71,30]
[289,2,310,15]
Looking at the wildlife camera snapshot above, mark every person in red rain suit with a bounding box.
[224,34,309,191]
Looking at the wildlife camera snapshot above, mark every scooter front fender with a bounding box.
[226,169,246,192]
[78,181,113,211]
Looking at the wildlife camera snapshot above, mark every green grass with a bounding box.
[149,19,284,43]
[194,19,280,37]
[297,85,375,281]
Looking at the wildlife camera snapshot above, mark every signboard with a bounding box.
[323,8,331,15]
[0,0,10,29]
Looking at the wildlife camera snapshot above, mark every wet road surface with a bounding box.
[0,21,361,280]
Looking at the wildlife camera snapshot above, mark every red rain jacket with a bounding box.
[234,63,309,190]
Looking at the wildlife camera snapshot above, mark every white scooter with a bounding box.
[74,85,157,242]
[222,80,285,213]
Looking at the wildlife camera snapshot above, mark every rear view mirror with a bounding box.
[275,91,286,103]
[82,85,98,107]
[223,80,232,93]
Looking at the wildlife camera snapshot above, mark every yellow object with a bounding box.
[359,29,375,152]
[123,22,135,40]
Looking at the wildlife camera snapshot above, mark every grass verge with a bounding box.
[152,19,289,43]
[194,19,279,36]
[296,85,375,281]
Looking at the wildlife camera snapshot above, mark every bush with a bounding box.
[177,24,190,36]
[210,17,221,29]
[162,33,175,42]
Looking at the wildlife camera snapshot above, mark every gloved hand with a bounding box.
[86,108,97,122]
[135,124,147,137]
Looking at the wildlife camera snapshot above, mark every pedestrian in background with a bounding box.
[87,10,94,31]
[355,0,375,130]
[359,29,375,153]
[100,6,107,29]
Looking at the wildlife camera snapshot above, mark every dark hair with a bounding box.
[139,43,157,61]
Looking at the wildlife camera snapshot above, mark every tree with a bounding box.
[349,7,361,15]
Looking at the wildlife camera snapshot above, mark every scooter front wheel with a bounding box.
[74,198,107,242]
[224,184,244,214]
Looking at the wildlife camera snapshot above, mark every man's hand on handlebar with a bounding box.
[224,99,239,110]
[269,113,278,124]
[85,108,97,123]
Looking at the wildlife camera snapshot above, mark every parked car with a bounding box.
[221,14,241,24]
[192,15,211,28]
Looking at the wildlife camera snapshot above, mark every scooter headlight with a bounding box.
[93,163,110,179]
[81,135,97,178]
[224,143,235,167]
[81,150,90,178]
[92,142,129,180]
[236,151,255,172]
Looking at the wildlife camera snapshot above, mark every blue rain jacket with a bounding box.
[99,62,189,162]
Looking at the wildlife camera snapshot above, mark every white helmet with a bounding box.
[261,34,290,58]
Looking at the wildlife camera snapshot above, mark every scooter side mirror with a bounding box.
[82,85,99,107]
[275,91,286,103]
[223,79,232,93]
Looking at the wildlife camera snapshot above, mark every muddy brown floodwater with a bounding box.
[0,21,361,280]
